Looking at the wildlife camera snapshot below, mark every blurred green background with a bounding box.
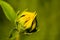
[0,0,60,40]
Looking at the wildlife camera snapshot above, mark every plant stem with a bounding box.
[15,32,20,40]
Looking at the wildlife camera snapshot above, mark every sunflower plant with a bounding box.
[0,0,38,40]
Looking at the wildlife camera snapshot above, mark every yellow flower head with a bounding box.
[16,10,37,32]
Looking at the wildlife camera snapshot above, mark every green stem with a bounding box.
[15,32,20,40]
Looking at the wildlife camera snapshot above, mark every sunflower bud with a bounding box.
[16,10,37,33]
[9,10,37,40]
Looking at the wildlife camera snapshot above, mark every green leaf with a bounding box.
[0,1,16,22]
